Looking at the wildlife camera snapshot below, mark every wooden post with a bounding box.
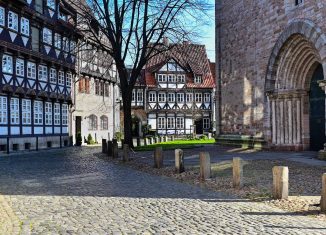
[175,149,184,173]
[112,139,118,159]
[123,144,130,162]
[137,137,141,147]
[321,173,326,212]
[107,140,113,157]
[272,166,289,199]
[102,139,107,153]
[200,152,211,181]
[233,157,243,189]
[154,147,163,168]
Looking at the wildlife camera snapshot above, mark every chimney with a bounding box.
[163,37,169,46]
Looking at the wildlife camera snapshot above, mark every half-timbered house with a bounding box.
[0,0,79,153]
[132,41,215,136]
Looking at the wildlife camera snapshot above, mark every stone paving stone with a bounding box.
[0,146,325,234]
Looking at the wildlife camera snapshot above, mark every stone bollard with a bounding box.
[123,144,130,162]
[154,137,158,144]
[233,157,243,189]
[154,147,163,168]
[149,137,153,145]
[164,136,168,142]
[107,140,113,157]
[144,138,148,146]
[102,139,107,153]
[112,139,118,159]
[272,166,289,200]
[158,136,162,143]
[199,152,211,181]
[137,137,141,147]
[175,149,184,173]
[321,173,326,212]
[171,135,175,141]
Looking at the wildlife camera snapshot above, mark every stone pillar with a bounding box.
[123,144,130,162]
[296,98,301,144]
[137,137,141,147]
[102,139,107,153]
[272,166,288,200]
[233,157,243,189]
[154,147,163,168]
[280,99,284,144]
[175,149,184,173]
[271,99,277,144]
[107,140,113,157]
[288,99,293,145]
[321,173,326,212]
[199,152,211,181]
[112,139,118,159]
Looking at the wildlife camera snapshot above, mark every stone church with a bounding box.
[216,0,326,150]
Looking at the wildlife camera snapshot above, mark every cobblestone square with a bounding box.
[0,147,326,234]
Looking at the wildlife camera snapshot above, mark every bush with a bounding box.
[200,135,208,140]
[76,132,82,146]
[115,132,123,141]
[87,134,96,145]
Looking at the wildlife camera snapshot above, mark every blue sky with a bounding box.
[198,0,215,62]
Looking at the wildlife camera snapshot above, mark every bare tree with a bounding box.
[69,0,211,146]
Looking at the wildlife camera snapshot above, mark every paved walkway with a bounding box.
[0,147,325,234]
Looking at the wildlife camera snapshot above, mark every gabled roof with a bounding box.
[143,42,215,88]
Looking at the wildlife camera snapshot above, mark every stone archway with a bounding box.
[265,20,326,150]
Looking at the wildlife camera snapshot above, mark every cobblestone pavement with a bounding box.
[0,147,326,234]
[133,144,326,167]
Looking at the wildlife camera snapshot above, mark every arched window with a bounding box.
[88,115,97,130]
[100,115,108,130]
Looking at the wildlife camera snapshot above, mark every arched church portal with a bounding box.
[265,20,326,151]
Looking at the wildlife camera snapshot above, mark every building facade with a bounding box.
[216,0,326,150]
[132,42,215,136]
[0,0,78,153]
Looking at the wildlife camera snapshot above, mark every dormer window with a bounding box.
[8,11,18,31]
[194,75,202,84]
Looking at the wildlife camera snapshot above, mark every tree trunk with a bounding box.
[122,94,133,147]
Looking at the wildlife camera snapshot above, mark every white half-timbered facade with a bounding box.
[132,42,215,136]
[0,0,78,153]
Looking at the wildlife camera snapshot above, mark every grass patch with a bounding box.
[134,139,215,151]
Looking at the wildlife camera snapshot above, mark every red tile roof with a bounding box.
[143,43,215,89]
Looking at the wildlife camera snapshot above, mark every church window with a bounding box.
[8,11,18,31]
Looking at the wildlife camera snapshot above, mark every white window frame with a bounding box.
[204,93,211,103]
[34,101,43,125]
[177,75,185,83]
[168,93,175,103]
[66,73,72,87]
[167,117,175,129]
[186,93,193,103]
[38,65,48,81]
[0,96,7,124]
[149,92,156,102]
[168,74,176,83]
[157,117,165,129]
[10,98,19,125]
[195,93,202,103]
[194,75,202,84]
[22,99,31,125]
[21,17,30,36]
[176,117,184,129]
[54,103,60,125]
[43,28,52,45]
[62,104,68,125]
[0,7,4,26]
[2,54,13,74]
[100,115,108,130]
[158,93,166,102]
[8,11,18,31]
[54,33,61,49]
[16,58,24,77]
[49,68,57,83]
[177,93,184,103]
[58,71,65,85]
[132,90,136,102]
[203,118,210,129]
[157,74,166,82]
[137,90,143,103]
[45,102,52,125]
[27,61,36,79]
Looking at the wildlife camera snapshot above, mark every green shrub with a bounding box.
[200,135,208,140]
[87,134,96,145]
[76,132,82,146]
[115,132,123,141]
